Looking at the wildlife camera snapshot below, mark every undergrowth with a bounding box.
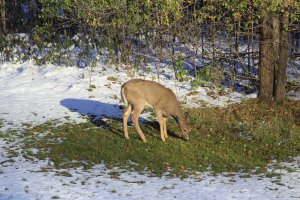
[18,100,300,177]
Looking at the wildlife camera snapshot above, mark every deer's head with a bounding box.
[176,112,192,140]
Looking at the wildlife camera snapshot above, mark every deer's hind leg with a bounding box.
[131,103,147,143]
[123,104,132,140]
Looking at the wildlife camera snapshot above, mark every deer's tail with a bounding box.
[120,84,128,107]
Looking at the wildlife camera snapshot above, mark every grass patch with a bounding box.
[107,76,118,82]
[19,100,300,177]
[0,119,4,129]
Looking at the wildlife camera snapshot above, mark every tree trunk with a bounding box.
[275,14,289,101]
[212,19,221,86]
[272,16,280,96]
[0,0,5,35]
[258,15,276,101]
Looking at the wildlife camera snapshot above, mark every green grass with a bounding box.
[0,119,4,128]
[17,100,300,177]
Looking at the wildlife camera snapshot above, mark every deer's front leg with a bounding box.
[156,110,165,142]
[163,117,168,139]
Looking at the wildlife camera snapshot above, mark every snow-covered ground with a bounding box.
[0,61,299,199]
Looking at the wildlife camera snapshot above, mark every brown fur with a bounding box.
[121,79,191,142]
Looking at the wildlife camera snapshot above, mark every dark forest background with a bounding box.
[0,0,300,101]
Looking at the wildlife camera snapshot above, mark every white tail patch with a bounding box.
[121,86,128,107]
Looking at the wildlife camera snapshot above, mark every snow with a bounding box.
[0,61,299,199]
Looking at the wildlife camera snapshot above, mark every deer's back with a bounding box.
[122,79,178,109]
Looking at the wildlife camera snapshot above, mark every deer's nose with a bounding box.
[182,134,189,140]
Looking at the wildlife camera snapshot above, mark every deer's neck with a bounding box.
[170,105,184,120]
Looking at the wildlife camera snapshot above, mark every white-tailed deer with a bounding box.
[121,79,191,142]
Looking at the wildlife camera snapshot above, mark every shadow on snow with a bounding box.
[60,98,181,140]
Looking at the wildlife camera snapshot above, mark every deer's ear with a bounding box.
[185,112,191,123]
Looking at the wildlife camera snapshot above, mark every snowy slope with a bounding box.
[0,61,299,200]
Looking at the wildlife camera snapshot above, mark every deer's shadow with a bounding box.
[60,98,122,120]
[60,98,181,139]
[60,98,124,136]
